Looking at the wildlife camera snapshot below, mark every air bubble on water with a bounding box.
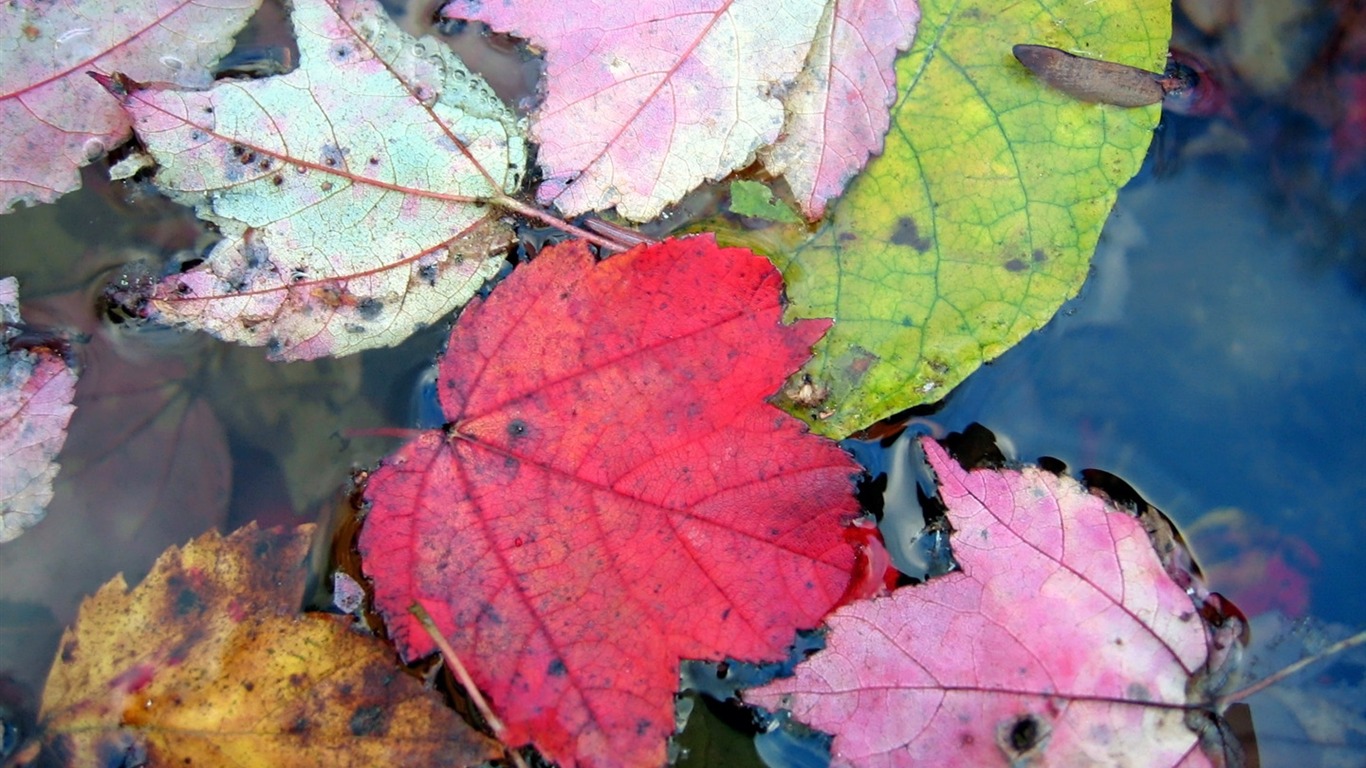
[82,138,106,160]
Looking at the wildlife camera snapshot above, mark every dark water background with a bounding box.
[2,0,1365,765]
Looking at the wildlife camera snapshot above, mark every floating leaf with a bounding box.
[441,0,917,221]
[35,523,500,767]
[0,277,76,543]
[359,235,859,767]
[771,0,1169,435]
[0,0,261,212]
[106,0,527,360]
[746,438,1239,767]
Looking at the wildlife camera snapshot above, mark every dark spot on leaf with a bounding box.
[266,337,283,356]
[419,264,438,285]
[288,716,310,734]
[1007,715,1041,752]
[289,673,306,688]
[548,659,567,677]
[344,323,366,334]
[61,639,78,663]
[1032,249,1047,263]
[890,216,932,252]
[507,419,527,437]
[1004,258,1027,272]
[174,585,202,617]
[272,174,284,186]
[368,157,379,165]
[242,681,254,692]
[257,157,271,171]
[239,150,256,165]
[321,181,334,192]
[349,705,387,736]
[356,298,383,320]
[636,719,651,736]
[330,44,352,61]
[230,144,245,157]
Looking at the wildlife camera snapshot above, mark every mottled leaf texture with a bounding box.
[747,438,1230,767]
[37,524,500,767]
[359,235,860,768]
[0,278,76,543]
[441,0,917,221]
[0,0,261,212]
[110,0,527,360]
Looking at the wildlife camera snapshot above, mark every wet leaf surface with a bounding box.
[0,278,77,543]
[109,0,526,360]
[31,523,500,767]
[769,0,1169,435]
[441,0,917,221]
[360,235,860,767]
[746,437,1239,767]
[0,0,262,212]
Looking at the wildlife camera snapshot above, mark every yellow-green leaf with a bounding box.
[772,0,1169,435]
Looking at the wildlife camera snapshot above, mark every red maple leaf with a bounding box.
[359,235,859,768]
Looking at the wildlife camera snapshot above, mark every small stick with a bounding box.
[494,195,640,253]
[410,602,529,768]
[1218,629,1366,705]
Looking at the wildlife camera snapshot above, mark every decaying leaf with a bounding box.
[32,523,500,767]
[0,0,262,212]
[746,438,1241,767]
[0,277,77,543]
[106,0,527,360]
[441,0,918,221]
[359,235,860,767]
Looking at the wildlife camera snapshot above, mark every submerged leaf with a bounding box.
[747,438,1239,767]
[0,278,76,543]
[0,0,261,212]
[36,524,500,767]
[360,235,860,767]
[109,0,527,360]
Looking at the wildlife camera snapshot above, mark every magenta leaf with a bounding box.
[746,437,1238,767]
[0,278,77,543]
[0,0,261,212]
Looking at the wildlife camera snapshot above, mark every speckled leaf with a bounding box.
[37,523,500,767]
[0,277,76,543]
[0,0,261,212]
[108,0,527,360]
[746,438,1234,767]
[771,0,1169,435]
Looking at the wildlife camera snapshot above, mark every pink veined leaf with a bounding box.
[440,0,825,222]
[746,437,1241,767]
[0,277,77,543]
[104,0,528,360]
[0,0,262,212]
[440,0,919,222]
[758,0,919,218]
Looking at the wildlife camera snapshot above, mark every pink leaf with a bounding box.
[746,437,1235,767]
[0,277,77,543]
[758,0,919,218]
[0,0,262,212]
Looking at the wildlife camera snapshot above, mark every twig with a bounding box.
[410,602,530,768]
[1218,629,1366,705]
